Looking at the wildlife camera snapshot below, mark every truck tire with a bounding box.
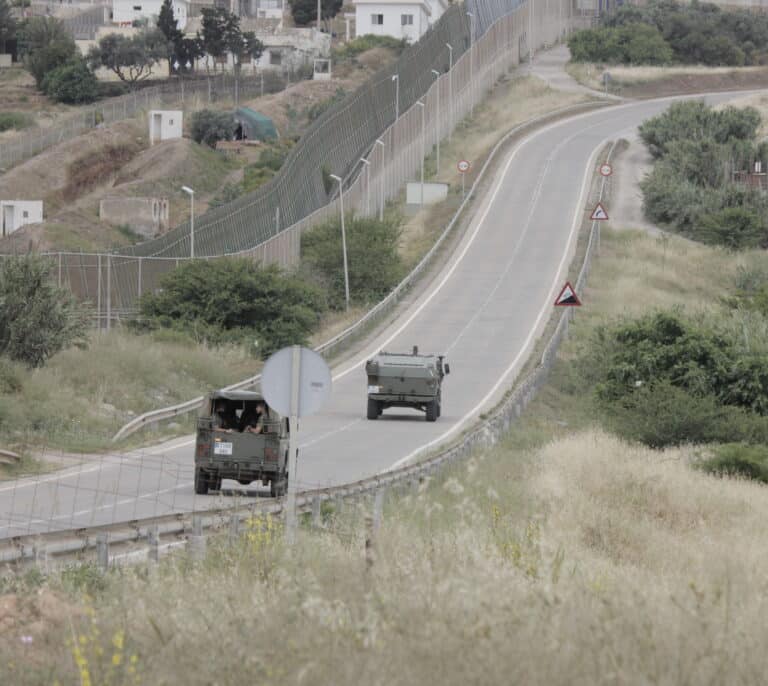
[367,398,380,420]
[194,468,209,495]
[437,399,441,418]
[271,475,287,498]
[426,400,438,422]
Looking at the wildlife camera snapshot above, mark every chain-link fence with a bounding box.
[0,68,311,172]
[26,0,570,325]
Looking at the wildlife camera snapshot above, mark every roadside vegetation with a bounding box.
[569,0,768,66]
[5,229,768,684]
[640,101,768,247]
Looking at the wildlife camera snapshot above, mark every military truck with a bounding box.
[194,390,289,497]
[365,346,450,422]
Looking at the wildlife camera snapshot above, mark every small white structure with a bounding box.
[112,0,189,29]
[0,54,11,68]
[313,58,331,81]
[149,110,183,145]
[0,201,44,237]
[250,0,285,20]
[353,0,448,42]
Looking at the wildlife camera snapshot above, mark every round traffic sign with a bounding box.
[600,163,613,177]
[261,346,331,418]
[457,159,471,173]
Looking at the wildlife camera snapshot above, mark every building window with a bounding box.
[270,50,282,65]
[401,14,413,25]
[371,13,383,25]
[22,211,28,219]
[133,5,142,10]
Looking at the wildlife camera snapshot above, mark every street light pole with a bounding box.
[416,100,425,205]
[182,186,195,258]
[466,11,474,117]
[360,157,371,216]
[529,0,534,67]
[445,43,453,142]
[375,138,385,221]
[391,74,399,121]
[431,69,440,174]
[329,174,350,310]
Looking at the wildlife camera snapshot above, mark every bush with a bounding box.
[190,109,236,148]
[133,259,324,358]
[20,16,78,87]
[301,214,405,309]
[697,207,765,249]
[0,111,33,132]
[41,57,98,104]
[697,443,768,483]
[567,23,672,65]
[331,34,407,62]
[0,255,88,368]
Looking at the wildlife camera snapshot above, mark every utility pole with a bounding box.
[182,186,195,258]
[392,74,400,120]
[431,69,441,174]
[329,174,350,309]
[445,43,453,142]
[416,101,425,205]
[375,138,385,220]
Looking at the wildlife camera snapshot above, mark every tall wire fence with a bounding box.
[0,67,311,172]
[18,0,570,326]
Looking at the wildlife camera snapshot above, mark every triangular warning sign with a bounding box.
[590,202,609,221]
[554,281,581,307]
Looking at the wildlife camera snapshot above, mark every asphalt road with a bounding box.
[0,89,753,540]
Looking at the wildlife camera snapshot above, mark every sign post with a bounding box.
[262,345,332,543]
[457,159,471,198]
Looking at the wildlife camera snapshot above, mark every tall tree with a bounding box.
[199,7,231,71]
[88,29,168,88]
[290,0,342,29]
[157,0,181,73]
[0,0,15,55]
[18,16,77,87]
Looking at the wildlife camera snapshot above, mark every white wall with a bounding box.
[112,0,188,28]
[354,2,428,42]
[149,110,183,145]
[0,201,44,236]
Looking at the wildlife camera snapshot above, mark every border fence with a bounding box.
[9,0,572,326]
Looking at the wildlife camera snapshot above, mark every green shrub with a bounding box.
[301,214,405,309]
[567,23,672,65]
[190,109,236,148]
[0,255,89,368]
[332,34,407,62]
[697,443,768,483]
[697,207,765,249]
[133,259,324,358]
[0,111,33,132]
[41,57,98,104]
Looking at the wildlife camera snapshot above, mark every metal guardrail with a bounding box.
[111,99,611,443]
[0,137,616,566]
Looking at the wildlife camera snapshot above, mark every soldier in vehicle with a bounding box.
[213,400,238,432]
[240,401,267,434]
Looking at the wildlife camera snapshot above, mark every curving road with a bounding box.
[0,80,756,539]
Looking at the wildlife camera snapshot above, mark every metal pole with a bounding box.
[467,11,474,117]
[191,193,195,258]
[360,158,371,216]
[96,253,102,331]
[431,70,440,174]
[275,206,280,233]
[375,139,385,221]
[57,252,62,287]
[446,44,453,142]
[285,345,301,544]
[462,171,465,198]
[317,0,321,30]
[392,74,399,121]
[106,254,111,332]
[331,174,350,310]
[529,0,534,66]
[418,101,425,205]
[137,256,142,298]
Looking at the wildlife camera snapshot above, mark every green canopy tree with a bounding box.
[0,0,16,55]
[88,29,168,88]
[19,16,77,87]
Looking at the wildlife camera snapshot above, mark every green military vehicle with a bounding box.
[365,346,450,422]
[194,390,290,497]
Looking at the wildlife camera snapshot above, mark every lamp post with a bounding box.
[391,73,399,121]
[445,43,453,141]
[529,0,534,67]
[375,138,385,220]
[466,11,474,117]
[182,186,195,258]
[329,174,350,310]
[416,100,425,205]
[360,157,371,216]
[431,69,440,174]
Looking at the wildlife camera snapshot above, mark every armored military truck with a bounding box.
[194,390,289,497]
[365,346,450,422]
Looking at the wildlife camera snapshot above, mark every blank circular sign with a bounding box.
[261,346,332,418]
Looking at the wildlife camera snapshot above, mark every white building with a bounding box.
[0,201,44,237]
[353,0,448,42]
[112,0,189,28]
[149,110,183,145]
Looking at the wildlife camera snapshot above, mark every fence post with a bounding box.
[311,495,321,527]
[96,253,102,331]
[189,514,206,561]
[137,256,142,298]
[57,252,62,288]
[106,254,111,332]
[148,525,160,563]
[372,487,385,533]
[97,532,109,570]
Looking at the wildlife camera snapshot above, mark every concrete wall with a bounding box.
[100,197,169,238]
[148,110,183,145]
[0,201,44,236]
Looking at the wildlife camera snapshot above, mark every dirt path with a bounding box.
[610,134,661,235]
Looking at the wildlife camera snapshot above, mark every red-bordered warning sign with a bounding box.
[599,163,613,177]
[590,202,609,221]
[554,281,581,307]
